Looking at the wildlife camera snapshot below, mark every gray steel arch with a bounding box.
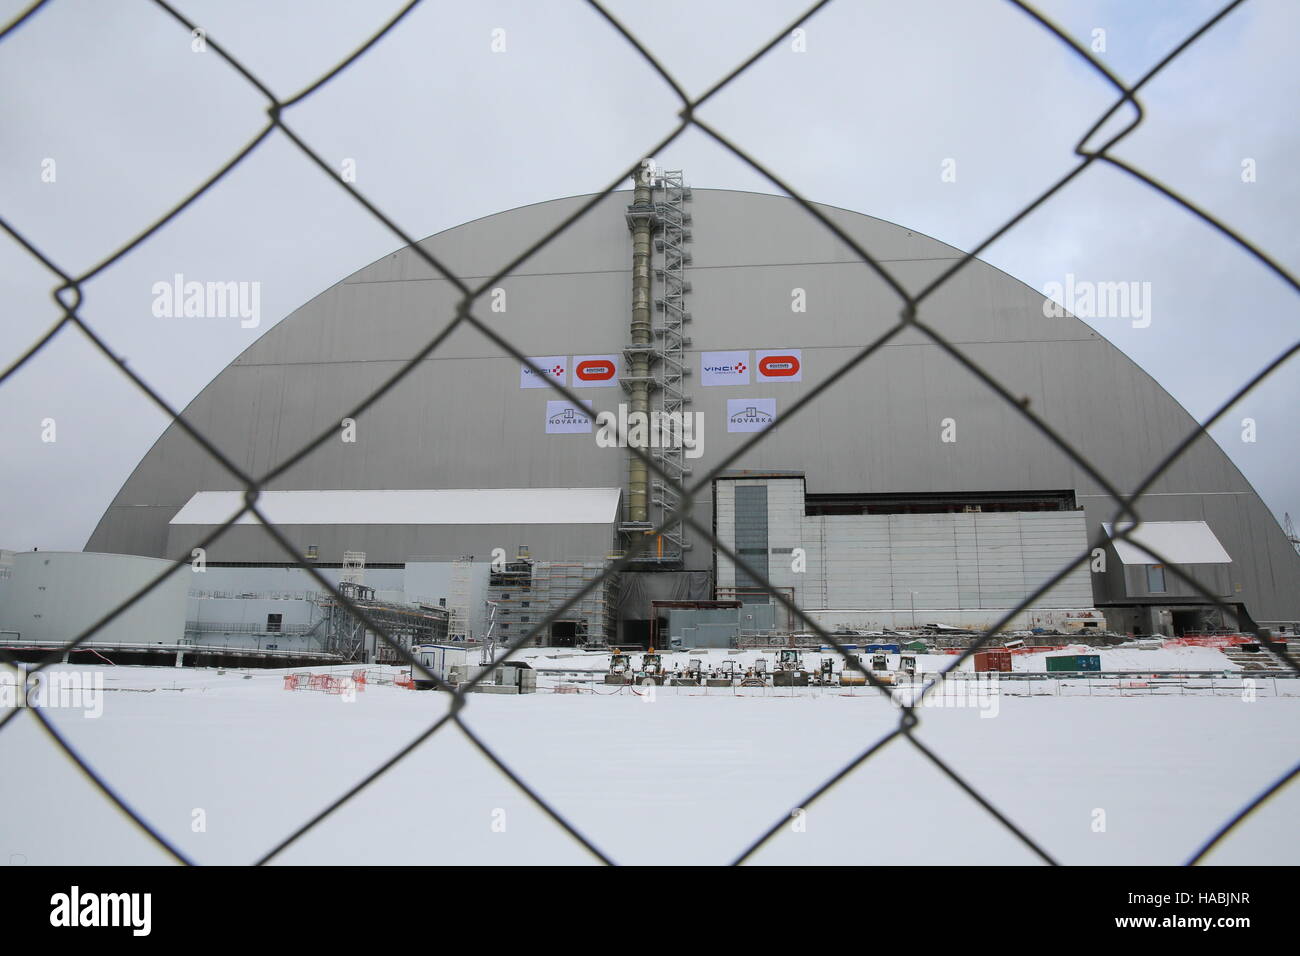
[85,190,1300,622]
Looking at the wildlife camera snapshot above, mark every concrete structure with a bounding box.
[654,601,779,649]
[0,550,187,657]
[83,189,1300,640]
[716,476,1095,631]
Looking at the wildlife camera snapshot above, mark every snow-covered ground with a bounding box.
[1,656,1295,866]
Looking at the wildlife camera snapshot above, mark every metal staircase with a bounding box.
[618,168,693,565]
[652,170,693,561]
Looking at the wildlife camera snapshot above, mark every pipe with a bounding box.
[627,170,655,523]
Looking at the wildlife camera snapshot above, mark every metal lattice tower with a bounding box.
[650,169,693,560]
[447,554,473,641]
[1285,513,1300,556]
[341,551,366,586]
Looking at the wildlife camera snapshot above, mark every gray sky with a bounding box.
[2,0,1297,551]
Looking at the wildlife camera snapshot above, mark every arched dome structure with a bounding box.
[87,189,1300,635]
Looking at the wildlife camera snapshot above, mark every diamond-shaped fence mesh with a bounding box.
[1,0,1297,866]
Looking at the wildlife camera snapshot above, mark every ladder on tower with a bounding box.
[651,169,693,560]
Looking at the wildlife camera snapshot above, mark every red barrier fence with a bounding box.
[283,671,365,694]
[1165,634,1255,648]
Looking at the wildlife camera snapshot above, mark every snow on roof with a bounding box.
[169,488,621,526]
[1102,520,1232,565]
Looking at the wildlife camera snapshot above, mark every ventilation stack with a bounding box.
[620,164,692,563]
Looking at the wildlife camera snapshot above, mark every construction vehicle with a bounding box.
[738,657,770,687]
[707,659,737,687]
[838,652,867,686]
[637,649,665,685]
[672,658,703,686]
[869,652,898,685]
[773,647,812,686]
[606,650,632,685]
[776,647,803,670]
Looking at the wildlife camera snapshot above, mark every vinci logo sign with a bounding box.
[572,354,620,388]
[545,399,594,434]
[755,349,802,382]
[726,398,776,433]
[520,356,567,388]
[700,350,750,386]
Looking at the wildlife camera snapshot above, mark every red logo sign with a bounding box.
[575,360,616,381]
[758,354,800,377]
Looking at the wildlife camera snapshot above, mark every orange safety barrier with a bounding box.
[1164,634,1254,648]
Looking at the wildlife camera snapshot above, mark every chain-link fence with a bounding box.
[2,0,1297,867]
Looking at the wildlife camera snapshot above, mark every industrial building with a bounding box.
[54,177,1299,655]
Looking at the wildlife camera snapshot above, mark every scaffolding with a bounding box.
[485,550,618,647]
[652,169,693,560]
[485,549,535,648]
[532,560,618,647]
[619,168,693,565]
[447,554,473,641]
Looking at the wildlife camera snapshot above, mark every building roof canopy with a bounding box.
[1103,520,1232,565]
[170,488,622,527]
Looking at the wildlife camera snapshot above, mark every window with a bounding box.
[1146,565,1166,593]
[266,613,283,633]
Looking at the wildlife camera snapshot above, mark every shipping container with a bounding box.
[1045,653,1101,672]
[973,649,1012,672]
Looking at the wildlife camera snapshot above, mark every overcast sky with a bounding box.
[2,0,1297,552]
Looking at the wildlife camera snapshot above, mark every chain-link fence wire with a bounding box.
[1,0,1297,866]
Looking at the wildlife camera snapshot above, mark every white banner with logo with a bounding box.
[572,353,621,388]
[545,399,594,434]
[727,398,776,433]
[520,356,568,388]
[755,349,802,382]
[700,350,750,386]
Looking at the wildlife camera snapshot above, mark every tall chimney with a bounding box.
[625,168,656,523]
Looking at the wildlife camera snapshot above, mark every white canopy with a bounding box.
[170,488,622,526]
[1102,520,1232,565]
